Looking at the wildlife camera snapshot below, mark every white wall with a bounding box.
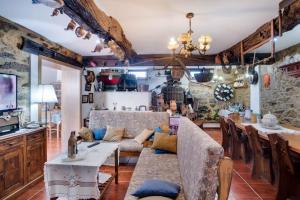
[250,66,261,114]
[30,54,39,122]
[41,66,61,84]
[81,67,190,119]
[61,67,81,151]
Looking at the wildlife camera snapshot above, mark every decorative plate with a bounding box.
[214,83,234,102]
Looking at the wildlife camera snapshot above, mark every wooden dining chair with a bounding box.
[227,119,251,162]
[245,126,273,182]
[220,117,230,153]
[268,134,300,200]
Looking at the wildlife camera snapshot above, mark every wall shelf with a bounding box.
[279,61,300,78]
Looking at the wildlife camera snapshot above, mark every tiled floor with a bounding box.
[15,128,277,200]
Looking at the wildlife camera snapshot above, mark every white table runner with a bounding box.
[241,123,300,135]
[44,142,119,200]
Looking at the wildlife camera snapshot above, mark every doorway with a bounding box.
[39,57,81,155]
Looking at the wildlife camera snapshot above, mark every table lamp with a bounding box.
[34,84,58,126]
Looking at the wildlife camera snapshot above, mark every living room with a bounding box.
[0,0,300,200]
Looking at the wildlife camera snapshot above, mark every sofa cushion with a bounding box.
[89,111,169,137]
[152,133,177,153]
[93,128,106,140]
[139,197,172,200]
[160,123,170,133]
[132,179,180,198]
[124,148,184,200]
[78,127,93,142]
[120,139,143,152]
[103,126,124,142]
[134,129,154,144]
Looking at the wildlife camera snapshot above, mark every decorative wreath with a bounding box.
[214,83,234,102]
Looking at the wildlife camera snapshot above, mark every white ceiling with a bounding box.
[0,0,282,56]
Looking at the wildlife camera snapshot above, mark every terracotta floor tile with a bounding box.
[12,128,277,200]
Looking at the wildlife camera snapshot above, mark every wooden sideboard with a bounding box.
[0,128,47,200]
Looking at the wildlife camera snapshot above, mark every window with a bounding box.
[129,71,147,79]
[189,71,199,78]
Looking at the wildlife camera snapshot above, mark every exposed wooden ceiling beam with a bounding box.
[217,0,300,65]
[63,0,137,61]
[83,53,271,67]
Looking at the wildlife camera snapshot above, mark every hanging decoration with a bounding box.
[194,68,214,83]
[214,84,234,102]
[263,74,271,88]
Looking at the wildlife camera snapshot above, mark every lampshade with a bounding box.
[198,35,213,44]
[167,37,179,50]
[34,84,58,103]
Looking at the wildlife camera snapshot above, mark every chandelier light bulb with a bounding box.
[168,37,179,50]
[199,35,213,44]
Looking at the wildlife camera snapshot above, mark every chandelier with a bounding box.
[168,12,212,57]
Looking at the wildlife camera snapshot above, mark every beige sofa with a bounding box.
[89,110,169,156]
[124,117,224,200]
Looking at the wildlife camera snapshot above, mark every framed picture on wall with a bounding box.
[88,93,94,103]
[85,84,92,91]
[82,95,89,103]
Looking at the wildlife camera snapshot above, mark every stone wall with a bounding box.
[0,18,31,121]
[0,17,82,122]
[190,69,250,121]
[260,43,300,127]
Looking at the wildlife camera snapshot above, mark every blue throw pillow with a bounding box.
[93,128,106,140]
[132,179,180,198]
[154,149,176,154]
[154,127,162,132]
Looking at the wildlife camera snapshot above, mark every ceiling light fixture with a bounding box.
[168,12,213,58]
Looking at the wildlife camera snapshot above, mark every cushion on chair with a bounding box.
[103,126,125,142]
[134,129,154,144]
[119,139,143,152]
[152,133,177,153]
[132,179,180,198]
[78,127,94,142]
[93,128,107,140]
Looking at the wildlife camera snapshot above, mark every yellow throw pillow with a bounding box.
[78,127,93,142]
[140,197,172,200]
[152,133,177,153]
[103,126,124,142]
[160,123,170,133]
[134,129,154,144]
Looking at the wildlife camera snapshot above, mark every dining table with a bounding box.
[224,118,300,154]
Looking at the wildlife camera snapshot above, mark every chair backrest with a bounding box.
[220,117,229,148]
[268,134,294,176]
[227,119,239,141]
[218,157,233,200]
[245,126,262,156]
[177,117,223,200]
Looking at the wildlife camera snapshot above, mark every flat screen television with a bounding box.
[0,73,17,112]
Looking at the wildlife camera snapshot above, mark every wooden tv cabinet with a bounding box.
[0,128,47,200]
